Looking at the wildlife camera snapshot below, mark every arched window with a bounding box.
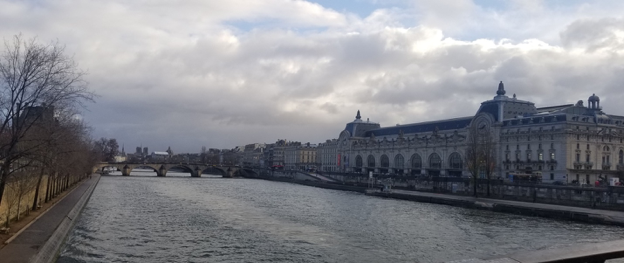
[380,155,390,174]
[381,155,389,168]
[355,155,363,167]
[429,153,441,169]
[394,154,404,169]
[411,154,422,169]
[367,155,375,168]
[449,152,462,169]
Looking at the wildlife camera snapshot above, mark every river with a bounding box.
[57,170,624,262]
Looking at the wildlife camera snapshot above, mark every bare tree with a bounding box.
[465,121,498,197]
[93,137,119,162]
[28,109,94,210]
[465,124,481,197]
[3,170,38,227]
[0,34,94,205]
[481,127,497,197]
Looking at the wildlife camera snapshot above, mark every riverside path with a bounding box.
[0,174,100,263]
[369,188,624,226]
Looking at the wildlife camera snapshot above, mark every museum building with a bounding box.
[317,82,624,184]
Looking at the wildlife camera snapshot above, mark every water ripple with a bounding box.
[57,176,624,263]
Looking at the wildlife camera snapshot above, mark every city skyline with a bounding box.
[3,0,624,152]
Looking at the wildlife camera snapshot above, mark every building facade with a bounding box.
[318,82,624,184]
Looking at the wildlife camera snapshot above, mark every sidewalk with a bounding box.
[0,174,100,263]
[368,188,624,226]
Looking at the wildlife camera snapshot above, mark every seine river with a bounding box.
[57,170,624,263]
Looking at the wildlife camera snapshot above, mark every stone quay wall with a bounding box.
[322,173,624,211]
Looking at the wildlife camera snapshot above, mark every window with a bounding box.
[550,166,554,171]
[380,155,389,172]
[577,134,580,140]
[538,153,543,161]
[538,144,542,150]
[506,145,509,150]
[586,154,590,162]
[551,152,556,160]
[550,173,554,180]
[411,154,422,169]
[449,153,462,169]
[394,154,404,169]
[575,154,580,162]
[587,144,590,150]
[527,144,531,150]
[429,153,441,169]
[367,155,375,168]
[620,150,624,164]
[576,143,579,149]
[527,152,532,161]
[355,155,363,168]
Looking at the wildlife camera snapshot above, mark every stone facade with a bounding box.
[318,82,624,184]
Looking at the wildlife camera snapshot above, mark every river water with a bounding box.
[57,171,624,262]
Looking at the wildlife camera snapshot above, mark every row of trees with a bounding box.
[0,34,99,226]
[465,121,497,197]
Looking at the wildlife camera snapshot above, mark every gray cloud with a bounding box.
[2,1,624,152]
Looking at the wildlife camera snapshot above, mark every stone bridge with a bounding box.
[94,163,256,178]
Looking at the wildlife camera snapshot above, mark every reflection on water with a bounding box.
[58,176,624,263]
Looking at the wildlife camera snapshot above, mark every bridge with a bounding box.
[94,163,257,178]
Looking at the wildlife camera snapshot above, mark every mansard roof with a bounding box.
[364,116,473,137]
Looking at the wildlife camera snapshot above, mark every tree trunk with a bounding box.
[32,168,45,210]
[473,176,478,197]
[45,173,52,202]
[0,162,11,206]
[487,174,491,197]
[17,194,22,221]
[5,209,9,228]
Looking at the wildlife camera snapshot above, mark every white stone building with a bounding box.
[318,82,624,184]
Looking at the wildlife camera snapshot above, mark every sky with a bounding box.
[2,0,624,153]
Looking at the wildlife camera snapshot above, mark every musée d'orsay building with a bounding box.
[317,82,624,184]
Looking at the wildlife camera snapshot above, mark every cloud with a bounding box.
[560,18,624,53]
[2,0,624,152]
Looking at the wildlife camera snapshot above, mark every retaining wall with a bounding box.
[30,175,100,263]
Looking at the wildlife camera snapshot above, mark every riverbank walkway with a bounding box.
[370,188,624,225]
[0,174,100,263]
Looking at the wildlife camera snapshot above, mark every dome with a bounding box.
[588,93,600,102]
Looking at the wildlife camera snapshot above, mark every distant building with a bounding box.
[242,143,265,167]
[284,142,317,171]
[150,151,169,162]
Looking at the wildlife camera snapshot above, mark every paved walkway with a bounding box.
[0,174,100,263]
[383,188,624,224]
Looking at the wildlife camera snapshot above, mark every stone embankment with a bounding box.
[0,174,101,263]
